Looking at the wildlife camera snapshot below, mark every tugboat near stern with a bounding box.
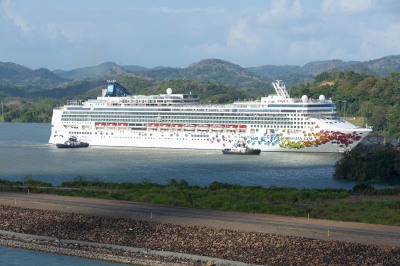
[56,136,89,148]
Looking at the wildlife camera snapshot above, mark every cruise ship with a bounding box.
[49,80,372,152]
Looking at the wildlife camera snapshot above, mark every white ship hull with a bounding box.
[49,121,371,153]
[49,80,372,153]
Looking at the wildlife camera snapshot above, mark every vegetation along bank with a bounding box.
[1,179,399,226]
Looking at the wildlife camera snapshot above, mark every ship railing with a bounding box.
[66,100,83,106]
[234,98,332,104]
[175,104,234,110]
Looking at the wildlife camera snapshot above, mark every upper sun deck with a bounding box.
[91,92,199,107]
[101,81,199,106]
[62,80,335,116]
[233,80,334,109]
[77,81,199,108]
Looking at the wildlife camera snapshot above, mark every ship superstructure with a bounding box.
[49,80,372,152]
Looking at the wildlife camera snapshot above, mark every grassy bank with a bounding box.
[1,179,400,226]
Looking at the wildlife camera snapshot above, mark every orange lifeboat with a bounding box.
[148,123,159,128]
[197,124,210,131]
[211,125,224,131]
[160,124,171,129]
[226,125,238,130]
[184,124,196,131]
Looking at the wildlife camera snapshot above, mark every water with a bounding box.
[0,122,358,189]
[0,122,388,265]
[0,246,127,266]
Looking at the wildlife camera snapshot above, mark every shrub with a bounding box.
[352,183,375,195]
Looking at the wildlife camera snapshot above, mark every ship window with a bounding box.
[267,129,275,134]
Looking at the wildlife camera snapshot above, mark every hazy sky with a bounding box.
[1,0,399,70]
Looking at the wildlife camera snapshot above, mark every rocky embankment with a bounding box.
[1,205,399,265]
[355,134,400,152]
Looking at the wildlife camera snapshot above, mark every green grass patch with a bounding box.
[316,200,400,225]
[1,178,400,225]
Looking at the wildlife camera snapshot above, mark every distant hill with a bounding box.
[53,62,137,80]
[246,65,302,79]
[302,59,360,76]
[1,55,399,99]
[248,59,361,80]
[0,62,67,89]
[186,59,265,84]
[247,55,400,81]
[133,59,270,90]
[122,65,148,72]
[357,55,400,76]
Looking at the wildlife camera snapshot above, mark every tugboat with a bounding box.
[56,136,89,148]
[222,141,261,155]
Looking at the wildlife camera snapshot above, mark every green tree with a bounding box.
[369,105,387,131]
[3,98,59,122]
[387,103,400,138]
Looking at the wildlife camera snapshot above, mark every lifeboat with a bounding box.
[106,123,117,127]
[148,123,159,128]
[184,124,196,131]
[211,125,224,131]
[160,124,171,129]
[117,123,128,127]
[172,124,183,129]
[238,125,247,131]
[226,125,238,130]
[96,123,106,127]
[197,124,210,131]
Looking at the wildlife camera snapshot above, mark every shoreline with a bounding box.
[1,204,400,265]
[0,231,243,266]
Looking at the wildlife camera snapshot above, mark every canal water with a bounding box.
[0,122,357,189]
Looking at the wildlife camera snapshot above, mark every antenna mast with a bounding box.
[272,80,290,99]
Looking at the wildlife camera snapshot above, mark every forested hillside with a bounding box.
[0,77,256,122]
[289,71,400,138]
[0,62,67,89]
